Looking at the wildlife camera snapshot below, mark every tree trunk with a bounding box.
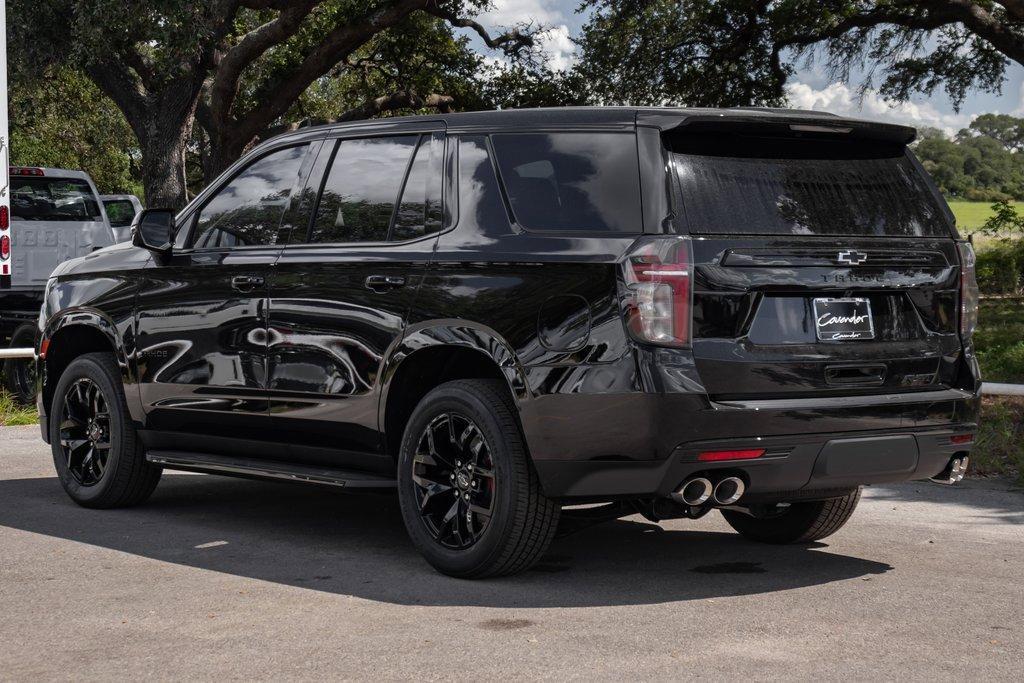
[139,84,203,209]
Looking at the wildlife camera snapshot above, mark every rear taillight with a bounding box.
[0,234,10,260]
[620,236,693,347]
[957,242,979,341]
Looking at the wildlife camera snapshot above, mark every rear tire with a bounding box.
[397,379,560,578]
[49,352,161,509]
[4,323,37,404]
[721,488,861,544]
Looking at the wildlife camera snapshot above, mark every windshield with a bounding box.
[103,199,137,227]
[11,177,103,222]
[669,136,951,238]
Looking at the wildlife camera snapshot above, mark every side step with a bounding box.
[145,451,397,489]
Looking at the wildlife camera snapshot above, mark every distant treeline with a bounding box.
[915,114,1024,202]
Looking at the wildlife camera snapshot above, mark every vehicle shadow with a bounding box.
[0,474,891,608]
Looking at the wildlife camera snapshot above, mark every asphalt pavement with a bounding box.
[1,424,1021,680]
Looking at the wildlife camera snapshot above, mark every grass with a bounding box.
[946,200,1006,234]
[0,390,37,427]
[973,396,1024,485]
[974,299,1024,384]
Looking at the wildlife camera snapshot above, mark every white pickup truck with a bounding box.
[1,166,114,402]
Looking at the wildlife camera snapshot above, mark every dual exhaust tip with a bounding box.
[931,456,969,485]
[673,476,745,507]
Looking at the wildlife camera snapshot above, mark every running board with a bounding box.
[145,451,397,489]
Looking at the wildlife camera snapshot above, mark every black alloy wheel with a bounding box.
[411,412,496,550]
[58,378,112,486]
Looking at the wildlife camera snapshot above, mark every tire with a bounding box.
[720,487,862,544]
[397,379,560,578]
[4,323,37,404]
[49,352,161,508]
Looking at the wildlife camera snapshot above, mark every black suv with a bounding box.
[36,107,981,578]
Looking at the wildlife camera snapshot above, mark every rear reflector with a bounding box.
[39,338,50,359]
[0,206,8,229]
[697,448,765,462]
[950,434,974,445]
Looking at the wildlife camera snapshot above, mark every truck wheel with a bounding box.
[397,379,560,578]
[49,352,161,509]
[720,488,862,544]
[4,323,37,404]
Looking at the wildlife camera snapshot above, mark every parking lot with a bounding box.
[1,424,1021,680]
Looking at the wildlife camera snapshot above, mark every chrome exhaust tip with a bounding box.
[713,476,745,505]
[672,477,714,506]
[931,456,969,485]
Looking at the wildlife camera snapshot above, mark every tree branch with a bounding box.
[209,0,319,125]
[424,3,536,54]
[83,60,149,141]
[229,0,430,148]
[258,89,454,141]
[334,89,455,121]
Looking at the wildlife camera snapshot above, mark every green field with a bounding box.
[946,200,1001,233]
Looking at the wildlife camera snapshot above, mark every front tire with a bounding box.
[49,352,161,508]
[721,488,862,544]
[397,379,560,578]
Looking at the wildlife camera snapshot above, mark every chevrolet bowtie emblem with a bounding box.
[837,250,868,266]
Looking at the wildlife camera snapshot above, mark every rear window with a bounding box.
[11,177,102,221]
[491,132,641,232]
[669,135,950,237]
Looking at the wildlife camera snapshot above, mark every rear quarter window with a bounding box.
[669,135,952,238]
[491,132,641,232]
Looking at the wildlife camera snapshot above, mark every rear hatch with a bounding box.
[667,126,963,399]
[8,173,112,290]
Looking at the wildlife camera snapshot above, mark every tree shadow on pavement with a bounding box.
[865,479,1024,525]
[0,474,891,608]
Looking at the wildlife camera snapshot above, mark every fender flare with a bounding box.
[377,319,531,429]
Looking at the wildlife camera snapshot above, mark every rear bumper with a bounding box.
[526,387,981,500]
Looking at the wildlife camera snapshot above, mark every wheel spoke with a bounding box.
[61,437,89,452]
[412,411,495,550]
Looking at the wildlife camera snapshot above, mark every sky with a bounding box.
[469,0,1024,136]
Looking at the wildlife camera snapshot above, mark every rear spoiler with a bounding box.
[637,110,917,146]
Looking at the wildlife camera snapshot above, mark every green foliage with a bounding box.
[576,1,1018,109]
[915,120,1024,201]
[974,398,1024,483]
[0,390,37,425]
[9,68,142,196]
[980,199,1024,239]
[975,300,1024,383]
[976,246,1022,295]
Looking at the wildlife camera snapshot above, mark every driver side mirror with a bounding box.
[133,208,175,258]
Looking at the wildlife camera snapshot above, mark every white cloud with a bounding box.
[785,81,974,137]
[475,0,577,72]
[480,0,562,27]
[538,25,576,71]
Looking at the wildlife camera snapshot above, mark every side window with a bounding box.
[490,132,642,232]
[192,144,308,249]
[392,134,443,241]
[310,136,417,243]
[455,135,510,233]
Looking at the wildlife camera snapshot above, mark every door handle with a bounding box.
[231,274,265,291]
[365,274,406,292]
